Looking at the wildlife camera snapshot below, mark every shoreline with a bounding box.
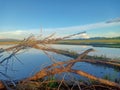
[56,43,120,48]
[0,39,120,48]
[56,39,120,48]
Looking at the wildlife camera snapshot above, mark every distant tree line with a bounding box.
[77,36,120,40]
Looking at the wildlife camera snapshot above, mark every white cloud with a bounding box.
[106,17,120,23]
[0,29,45,39]
[89,32,120,38]
[80,33,90,39]
[44,21,120,33]
[105,32,120,37]
[0,30,25,35]
[0,30,28,39]
[0,18,120,39]
[0,36,4,39]
[43,21,120,38]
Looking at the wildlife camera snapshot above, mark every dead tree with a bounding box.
[0,32,120,89]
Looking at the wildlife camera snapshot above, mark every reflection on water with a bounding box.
[50,44,120,59]
[0,44,120,81]
[73,62,120,81]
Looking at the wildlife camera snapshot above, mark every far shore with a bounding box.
[57,39,120,48]
[0,39,120,48]
[0,41,19,45]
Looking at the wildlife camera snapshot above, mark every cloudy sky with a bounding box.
[0,0,120,39]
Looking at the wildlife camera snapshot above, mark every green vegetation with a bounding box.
[57,39,120,48]
[0,37,120,90]
[103,74,111,81]
[0,38,120,48]
[47,76,58,88]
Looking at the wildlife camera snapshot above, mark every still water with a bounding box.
[0,44,120,81]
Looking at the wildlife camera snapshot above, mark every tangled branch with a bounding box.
[0,32,120,90]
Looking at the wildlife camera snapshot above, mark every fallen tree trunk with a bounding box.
[1,32,85,52]
[0,81,4,89]
[81,59,120,69]
[0,33,120,89]
[70,69,120,88]
[1,34,120,69]
[3,44,120,69]
[26,60,120,88]
[33,45,120,69]
[25,51,120,88]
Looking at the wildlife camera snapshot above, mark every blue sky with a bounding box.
[0,0,120,39]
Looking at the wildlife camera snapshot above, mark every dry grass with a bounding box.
[0,41,19,45]
[0,32,120,90]
[58,39,120,44]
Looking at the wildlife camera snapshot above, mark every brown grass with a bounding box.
[0,32,120,90]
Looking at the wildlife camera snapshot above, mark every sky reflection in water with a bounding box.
[0,44,120,81]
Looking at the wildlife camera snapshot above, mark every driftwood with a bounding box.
[81,59,120,69]
[22,48,120,88]
[0,32,120,89]
[1,44,120,69]
[0,81,4,89]
[1,32,85,52]
[26,52,120,88]
[1,32,120,68]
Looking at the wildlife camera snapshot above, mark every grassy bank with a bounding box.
[57,39,120,48]
[0,41,20,45]
[0,38,120,90]
[0,39,120,48]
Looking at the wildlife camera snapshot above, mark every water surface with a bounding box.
[0,44,120,81]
